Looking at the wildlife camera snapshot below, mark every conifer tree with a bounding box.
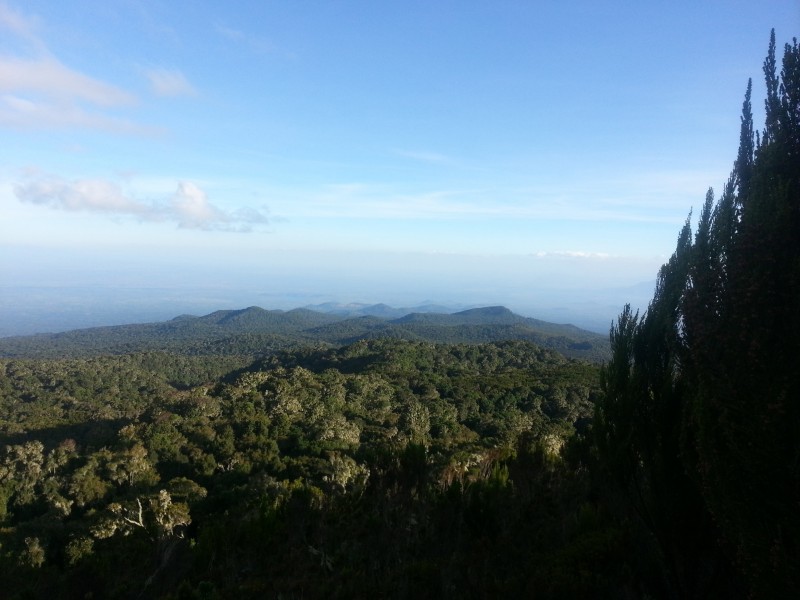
[598,31,800,598]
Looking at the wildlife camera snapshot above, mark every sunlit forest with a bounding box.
[0,33,798,600]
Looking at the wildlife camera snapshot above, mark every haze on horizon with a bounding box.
[1,1,797,337]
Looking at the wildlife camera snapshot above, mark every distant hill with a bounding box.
[0,305,609,362]
[304,301,455,319]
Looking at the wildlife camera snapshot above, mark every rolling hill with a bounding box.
[0,305,609,362]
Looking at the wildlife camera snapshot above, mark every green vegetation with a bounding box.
[1,340,618,598]
[596,31,799,598]
[0,305,610,363]
[1,32,797,599]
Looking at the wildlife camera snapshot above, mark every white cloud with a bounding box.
[0,3,43,52]
[144,68,197,97]
[15,177,147,213]
[170,182,226,229]
[14,175,269,232]
[0,4,144,132]
[0,56,135,105]
[0,93,151,133]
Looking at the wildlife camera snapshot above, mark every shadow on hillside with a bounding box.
[3,418,131,450]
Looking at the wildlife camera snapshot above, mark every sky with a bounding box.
[1,1,798,335]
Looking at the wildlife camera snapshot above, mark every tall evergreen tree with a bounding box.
[598,222,731,598]
[598,31,800,598]
[690,33,800,596]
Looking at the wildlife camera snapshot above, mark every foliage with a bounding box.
[0,338,644,598]
[596,31,800,598]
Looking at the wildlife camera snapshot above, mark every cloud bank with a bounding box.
[14,175,269,232]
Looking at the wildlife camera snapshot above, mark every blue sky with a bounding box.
[1,1,798,334]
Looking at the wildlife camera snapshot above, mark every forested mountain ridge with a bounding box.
[0,305,609,362]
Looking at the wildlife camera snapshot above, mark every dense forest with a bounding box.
[1,341,612,598]
[0,33,797,599]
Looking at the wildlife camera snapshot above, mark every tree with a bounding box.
[107,443,159,488]
[597,31,800,598]
[685,33,800,596]
[0,441,45,508]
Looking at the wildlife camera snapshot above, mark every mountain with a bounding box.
[0,305,609,362]
[304,301,455,319]
[394,306,520,325]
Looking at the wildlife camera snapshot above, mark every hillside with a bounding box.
[0,338,617,598]
[0,305,609,362]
